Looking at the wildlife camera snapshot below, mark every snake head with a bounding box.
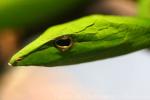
[9,15,148,67]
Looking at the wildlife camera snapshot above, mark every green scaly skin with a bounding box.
[9,14,150,66]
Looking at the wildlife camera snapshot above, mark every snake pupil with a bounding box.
[54,36,73,52]
[55,38,71,46]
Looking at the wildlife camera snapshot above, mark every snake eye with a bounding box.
[54,35,73,52]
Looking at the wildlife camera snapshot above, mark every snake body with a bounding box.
[9,0,150,66]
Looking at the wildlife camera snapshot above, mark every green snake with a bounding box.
[9,0,150,67]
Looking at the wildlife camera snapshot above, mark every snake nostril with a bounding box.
[16,57,22,62]
[10,57,22,66]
